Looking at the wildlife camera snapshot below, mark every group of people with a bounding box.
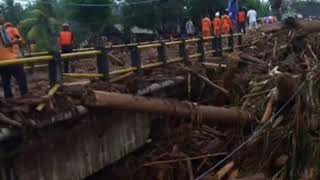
[185,7,258,38]
[0,14,74,98]
[0,7,260,99]
[201,10,234,38]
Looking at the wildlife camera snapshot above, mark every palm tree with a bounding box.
[19,0,61,51]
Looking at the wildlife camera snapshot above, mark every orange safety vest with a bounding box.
[202,17,212,35]
[6,26,22,56]
[221,15,232,34]
[238,11,246,23]
[212,17,221,36]
[59,31,73,46]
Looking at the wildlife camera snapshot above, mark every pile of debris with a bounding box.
[86,20,320,180]
[0,20,320,180]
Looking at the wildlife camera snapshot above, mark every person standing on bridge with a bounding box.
[221,10,233,35]
[59,23,74,73]
[185,19,195,37]
[0,15,28,98]
[247,8,258,30]
[5,22,23,57]
[202,14,212,37]
[212,12,221,37]
[237,8,246,33]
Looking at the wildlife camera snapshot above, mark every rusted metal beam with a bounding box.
[85,91,253,125]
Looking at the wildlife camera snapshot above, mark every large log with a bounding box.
[85,91,253,125]
[261,20,320,33]
[295,20,320,33]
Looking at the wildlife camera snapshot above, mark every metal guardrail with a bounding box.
[0,33,243,86]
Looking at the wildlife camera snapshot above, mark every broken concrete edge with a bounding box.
[85,90,255,126]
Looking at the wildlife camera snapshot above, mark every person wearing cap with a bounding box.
[212,12,221,37]
[221,10,233,34]
[0,15,28,98]
[59,23,74,73]
[5,22,23,56]
[201,14,212,37]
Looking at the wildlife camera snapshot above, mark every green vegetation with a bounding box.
[19,0,60,51]
[291,0,320,17]
[0,0,270,51]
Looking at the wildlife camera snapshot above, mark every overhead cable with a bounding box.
[15,0,161,7]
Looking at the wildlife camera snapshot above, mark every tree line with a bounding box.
[0,0,272,51]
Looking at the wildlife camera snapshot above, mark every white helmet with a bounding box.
[215,12,220,17]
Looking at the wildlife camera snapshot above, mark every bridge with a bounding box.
[0,34,246,180]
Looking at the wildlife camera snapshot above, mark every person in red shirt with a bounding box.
[212,12,221,37]
[221,10,233,35]
[202,14,212,37]
[238,8,246,33]
[59,23,74,72]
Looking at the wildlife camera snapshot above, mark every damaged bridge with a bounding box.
[0,34,247,180]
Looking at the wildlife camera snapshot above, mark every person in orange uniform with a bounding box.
[212,12,221,37]
[238,8,246,33]
[202,14,212,37]
[221,10,233,35]
[5,22,23,56]
[0,15,28,98]
[59,23,74,72]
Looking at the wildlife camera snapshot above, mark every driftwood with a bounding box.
[307,44,319,61]
[295,20,320,33]
[110,72,134,83]
[261,95,276,123]
[0,112,22,127]
[236,173,266,180]
[228,169,239,180]
[137,76,185,95]
[108,52,125,66]
[36,84,61,111]
[143,153,227,167]
[216,161,235,180]
[202,62,227,69]
[240,54,268,65]
[85,91,253,125]
[260,22,284,33]
[187,160,194,180]
[261,20,320,33]
[185,68,230,95]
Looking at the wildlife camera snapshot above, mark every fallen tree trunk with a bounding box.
[85,91,253,125]
[294,20,320,33]
[261,20,320,33]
